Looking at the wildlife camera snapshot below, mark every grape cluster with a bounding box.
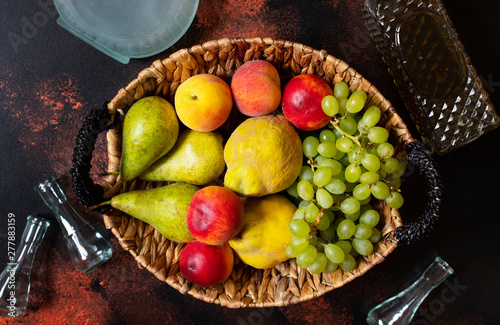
[285,82,406,275]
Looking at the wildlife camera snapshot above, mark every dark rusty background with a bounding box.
[0,0,499,324]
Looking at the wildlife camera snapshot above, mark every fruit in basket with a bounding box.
[96,38,419,307]
[224,115,303,197]
[139,129,225,185]
[187,186,244,245]
[179,241,234,287]
[282,74,334,131]
[174,74,233,132]
[120,96,179,181]
[110,183,199,243]
[228,194,296,269]
[230,60,281,117]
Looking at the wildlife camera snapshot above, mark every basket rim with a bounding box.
[100,37,413,308]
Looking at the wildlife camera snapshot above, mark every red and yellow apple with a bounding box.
[186,186,244,245]
[230,60,281,117]
[179,241,234,287]
[174,74,233,132]
[282,74,333,130]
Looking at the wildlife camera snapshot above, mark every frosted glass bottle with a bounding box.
[0,216,50,318]
[34,176,112,273]
[367,256,454,324]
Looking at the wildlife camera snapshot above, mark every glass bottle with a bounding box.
[366,256,454,325]
[34,176,112,273]
[0,215,50,318]
[363,0,499,154]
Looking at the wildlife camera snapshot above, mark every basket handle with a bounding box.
[70,103,118,209]
[392,141,444,245]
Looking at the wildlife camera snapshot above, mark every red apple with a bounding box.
[282,74,333,130]
[187,186,244,245]
[179,241,234,287]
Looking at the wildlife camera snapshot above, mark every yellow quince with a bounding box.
[228,194,296,269]
[223,114,303,197]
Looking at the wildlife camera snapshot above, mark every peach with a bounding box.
[187,186,244,245]
[179,241,234,287]
[174,74,233,132]
[282,74,333,130]
[230,60,281,117]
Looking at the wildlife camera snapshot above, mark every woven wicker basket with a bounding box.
[71,37,443,308]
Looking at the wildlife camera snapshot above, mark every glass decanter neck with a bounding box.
[15,216,51,262]
[34,176,67,207]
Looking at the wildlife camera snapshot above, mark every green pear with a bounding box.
[111,183,199,243]
[139,129,225,185]
[120,96,179,181]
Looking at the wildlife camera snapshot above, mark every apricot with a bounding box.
[175,74,233,132]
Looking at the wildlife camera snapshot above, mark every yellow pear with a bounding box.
[139,129,225,185]
[120,96,179,181]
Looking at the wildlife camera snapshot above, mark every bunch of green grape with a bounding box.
[285,81,406,275]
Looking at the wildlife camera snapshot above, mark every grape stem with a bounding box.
[313,208,325,228]
[334,194,350,206]
[381,177,401,193]
[330,120,362,148]
[307,156,317,171]
[308,207,325,239]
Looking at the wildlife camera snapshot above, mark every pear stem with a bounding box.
[89,200,112,211]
